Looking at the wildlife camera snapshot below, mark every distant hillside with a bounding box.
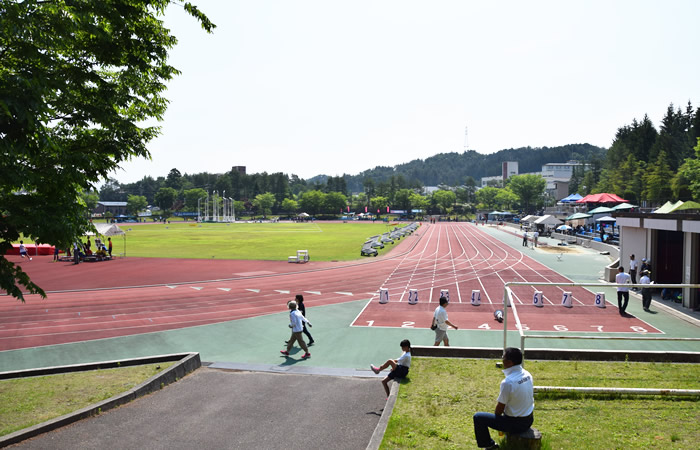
[308,143,607,192]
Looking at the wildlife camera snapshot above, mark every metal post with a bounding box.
[502,286,508,351]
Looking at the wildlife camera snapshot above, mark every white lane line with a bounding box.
[246,289,260,293]
[217,288,231,292]
[335,292,353,296]
[275,290,290,294]
[304,291,322,295]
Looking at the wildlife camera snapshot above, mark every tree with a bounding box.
[155,187,178,210]
[82,191,100,214]
[299,190,325,216]
[643,151,674,204]
[507,175,545,213]
[127,195,148,216]
[673,138,700,201]
[495,188,519,210]
[475,186,499,210]
[281,198,298,215]
[0,1,214,301]
[394,189,413,212]
[252,192,275,218]
[323,192,347,214]
[370,196,389,216]
[432,190,456,213]
[409,193,428,214]
[183,188,208,212]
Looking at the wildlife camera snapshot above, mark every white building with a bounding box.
[541,161,588,181]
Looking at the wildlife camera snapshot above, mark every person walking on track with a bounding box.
[616,266,631,315]
[433,296,458,346]
[293,294,314,345]
[281,300,311,359]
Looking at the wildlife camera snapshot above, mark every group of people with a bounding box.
[283,292,533,448]
[521,230,539,248]
[616,254,653,314]
[69,237,112,264]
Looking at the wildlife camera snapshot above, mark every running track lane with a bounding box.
[353,223,661,334]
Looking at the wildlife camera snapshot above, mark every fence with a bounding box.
[501,282,700,357]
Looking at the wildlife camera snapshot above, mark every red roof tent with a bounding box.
[575,193,627,204]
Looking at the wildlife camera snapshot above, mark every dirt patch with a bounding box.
[536,244,584,254]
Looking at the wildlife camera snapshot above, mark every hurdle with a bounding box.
[501,282,700,359]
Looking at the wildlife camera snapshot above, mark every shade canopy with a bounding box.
[611,203,637,211]
[534,214,563,226]
[670,200,700,212]
[556,224,573,231]
[521,215,540,223]
[565,212,592,220]
[654,201,684,214]
[587,206,615,215]
[595,216,616,222]
[576,193,627,204]
[85,223,125,236]
[560,193,583,203]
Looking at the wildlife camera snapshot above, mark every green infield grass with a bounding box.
[382,358,700,449]
[117,221,407,260]
[0,363,173,437]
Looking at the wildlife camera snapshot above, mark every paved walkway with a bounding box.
[10,368,387,450]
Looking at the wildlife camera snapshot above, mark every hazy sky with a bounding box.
[112,0,700,184]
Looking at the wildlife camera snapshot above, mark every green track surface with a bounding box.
[2,225,698,373]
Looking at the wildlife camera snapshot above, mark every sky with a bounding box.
[112,0,700,184]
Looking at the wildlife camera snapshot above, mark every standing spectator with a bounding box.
[640,270,652,312]
[86,237,92,254]
[53,245,59,262]
[615,266,631,315]
[280,300,311,359]
[641,257,651,274]
[294,294,314,345]
[108,237,113,257]
[433,296,458,346]
[629,254,638,290]
[18,241,32,261]
[73,241,80,264]
[522,232,528,247]
[370,339,411,398]
[533,230,539,247]
[473,347,534,449]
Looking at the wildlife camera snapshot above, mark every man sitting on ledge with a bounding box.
[473,347,534,449]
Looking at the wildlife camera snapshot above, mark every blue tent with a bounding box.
[560,193,583,203]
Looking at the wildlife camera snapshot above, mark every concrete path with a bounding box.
[10,368,387,450]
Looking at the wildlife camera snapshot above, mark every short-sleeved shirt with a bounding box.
[497,365,534,417]
[434,306,448,331]
[397,351,411,368]
[629,259,638,271]
[19,244,27,254]
[616,272,631,292]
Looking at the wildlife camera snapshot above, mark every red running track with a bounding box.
[0,223,659,351]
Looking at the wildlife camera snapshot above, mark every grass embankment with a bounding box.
[120,221,404,260]
[382,358,700,449]
[0,363,173,437]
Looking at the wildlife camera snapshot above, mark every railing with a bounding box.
[501,282,700,357]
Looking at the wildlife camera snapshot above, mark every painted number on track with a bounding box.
[553,325,569,331]
[630,326,648,333]
[478,323,491,330]
[366,321,374,327]
[401,321,415,328]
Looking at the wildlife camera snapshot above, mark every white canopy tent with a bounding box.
[85,223,126,257]
[534,215,563,226]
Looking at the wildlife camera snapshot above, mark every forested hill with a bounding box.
[309,143,607,192]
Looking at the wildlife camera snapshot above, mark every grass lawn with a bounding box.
[0,363,173,437]
[118,221,404,260]
[382,358,700,449]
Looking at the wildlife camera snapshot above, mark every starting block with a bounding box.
[595,292,606,308]
[379,288,389,304]
[408,289,419,304]
[533,291,544,307]
[471,289,481,306]
[561,291,573,308]
[439,289,450,302]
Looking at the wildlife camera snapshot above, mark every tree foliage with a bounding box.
[0,0,214,300]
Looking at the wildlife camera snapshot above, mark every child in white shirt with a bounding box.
[370,339,411,397]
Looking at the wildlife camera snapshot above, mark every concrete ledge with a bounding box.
[411,346,700,363]
[0,352,201,448]
[366,379,400,450]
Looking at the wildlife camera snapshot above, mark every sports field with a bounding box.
[120,221,396,260]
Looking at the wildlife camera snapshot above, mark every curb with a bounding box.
[366,380,400,450]
[410,346,700,363]
[0,352,201,448]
